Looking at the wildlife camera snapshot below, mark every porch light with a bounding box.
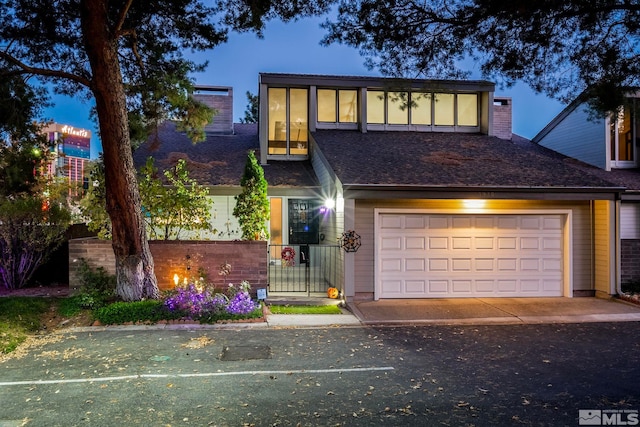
[323,198,336,210]
[173,274,179,287]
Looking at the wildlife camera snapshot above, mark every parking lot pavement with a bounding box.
[1,322,639,426]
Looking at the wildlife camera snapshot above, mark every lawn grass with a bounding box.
[0,297,53,354]
[268,304,343,314]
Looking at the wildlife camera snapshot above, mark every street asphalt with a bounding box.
[1,314,639,426]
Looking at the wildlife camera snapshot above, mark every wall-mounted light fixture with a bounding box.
[320,197,336,213]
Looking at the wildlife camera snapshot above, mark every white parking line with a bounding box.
[0,366,395,387]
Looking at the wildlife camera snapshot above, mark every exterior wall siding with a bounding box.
[69,238,267,293]
[593,200,615,296]
[536,104,607,169]
[310,141,345,290]
[621,203,640,239]
[148,195,242,241]
[192,87,234,134]
[352,199,594,300]
[210,195,242,240]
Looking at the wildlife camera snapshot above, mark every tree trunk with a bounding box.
[79,0,159,300]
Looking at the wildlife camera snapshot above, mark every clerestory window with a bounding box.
[366,90,478,128]
[317,89,358,123]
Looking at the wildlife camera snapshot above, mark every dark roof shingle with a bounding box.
[312,130,621,189]
[134,122,319,188]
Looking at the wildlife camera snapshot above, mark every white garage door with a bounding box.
[377,213,564,298]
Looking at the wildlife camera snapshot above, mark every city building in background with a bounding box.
[42,123,91,188]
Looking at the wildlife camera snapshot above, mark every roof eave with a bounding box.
[342,184,624,201]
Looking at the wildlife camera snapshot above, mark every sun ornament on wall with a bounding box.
[339,230,361,253]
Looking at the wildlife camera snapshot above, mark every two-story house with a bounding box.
[134,73,624,303]
[533,96,640,288]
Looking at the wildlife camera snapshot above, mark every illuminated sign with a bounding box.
[60,125,89,138]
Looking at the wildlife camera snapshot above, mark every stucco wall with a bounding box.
[69,238,267,292]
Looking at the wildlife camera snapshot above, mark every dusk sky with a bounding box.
[45,16,567,159]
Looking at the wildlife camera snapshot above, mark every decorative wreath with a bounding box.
[281,246,296,267]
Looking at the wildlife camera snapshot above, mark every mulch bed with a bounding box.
[619,293,640,306]
[0,286,70,298]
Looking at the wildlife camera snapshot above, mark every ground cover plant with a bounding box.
[0,297,51,354]
[268,305,342,315]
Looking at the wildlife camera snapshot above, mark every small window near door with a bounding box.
[270,198,282,246]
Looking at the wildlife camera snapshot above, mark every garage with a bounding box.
[376,212,566,298]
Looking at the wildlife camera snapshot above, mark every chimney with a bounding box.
[492,97,512,140]
[192,86,234,134]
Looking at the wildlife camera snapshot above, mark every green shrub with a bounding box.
[93,300,180,325]
[75,259,116,309]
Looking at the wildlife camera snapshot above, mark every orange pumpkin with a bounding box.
[327,287,339,299]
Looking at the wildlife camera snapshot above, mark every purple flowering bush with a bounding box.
[226,290,256,315]
[163,281,261,323]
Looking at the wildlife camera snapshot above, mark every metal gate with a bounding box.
[267,244,342,296]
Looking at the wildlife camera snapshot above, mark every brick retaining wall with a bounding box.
[69,238,267,292]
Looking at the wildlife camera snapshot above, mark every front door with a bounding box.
[288,199,320,245]
[289,199,320,266]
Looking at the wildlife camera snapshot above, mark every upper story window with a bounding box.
[457,94,479,126]
[317,89,358,123]
[268,87,308,156]
[366,90,478,128]
[609,101,638,168]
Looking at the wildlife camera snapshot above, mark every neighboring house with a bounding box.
[135,73,625,302]
[533,97,640,287]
